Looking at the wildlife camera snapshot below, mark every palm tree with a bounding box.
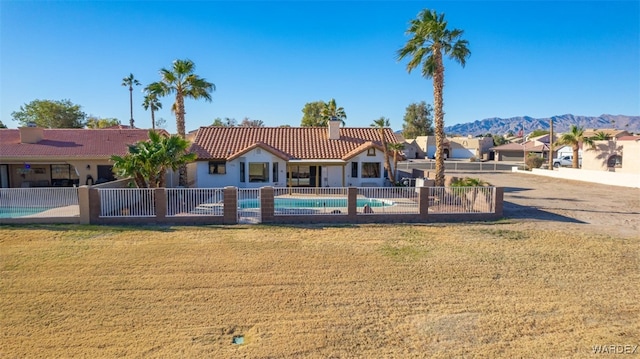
[320,98,347,126]
[111,131,196,188]
[590,131,611,141]
[148,59,215,186]
[142,86,163,131]
[397,9,470,186]
[556,125,594,168]
[387,142,405,184]
[122,73,141,128]
[371,117,394,185]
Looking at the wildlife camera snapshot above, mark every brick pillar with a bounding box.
[418,186,430,220]
[223,187,238,225]
[494,187,504,217]
[88,188,101,224]
[155,188,167,221]
[347,187,358,219]
[260,187,274,223]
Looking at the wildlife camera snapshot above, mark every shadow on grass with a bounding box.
[503,187,533,193]
[503,201,587,224]
[0,224,178,232]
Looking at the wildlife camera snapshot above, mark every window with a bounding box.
[240,162,246,182]
[362,162,380,178]
[249,162,269,182]
[607,155,622,168]
[272,162,279,182]
[288,165,310,186]
[209,161,226,174]
[351,162,358,178]
[50,164,79,186]
[367,148,376,156]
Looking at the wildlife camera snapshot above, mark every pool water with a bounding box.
[0,207,52,218]
[238,198,391,209]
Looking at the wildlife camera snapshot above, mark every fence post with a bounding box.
[494,187,504,217]
[155,188,167,222]
[260,187,274,223]
[347,187,358,219]
[78,186,91,224]
[419,186,430,220]
[88,188,101,224]
[223,187,238,224]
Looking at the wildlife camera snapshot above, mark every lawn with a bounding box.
[1,223,638,358]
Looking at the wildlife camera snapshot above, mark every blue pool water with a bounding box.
[238,198,391,209]
[0,207,52,218]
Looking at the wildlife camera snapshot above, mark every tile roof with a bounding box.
[490,141,550,152]
[0,128,158,159]
[190,126,398,160]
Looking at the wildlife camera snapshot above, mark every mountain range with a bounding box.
[443,114,640,136]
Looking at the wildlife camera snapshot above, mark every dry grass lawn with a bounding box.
[1,223,638,358]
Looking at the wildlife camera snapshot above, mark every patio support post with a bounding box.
[223,186,238,224]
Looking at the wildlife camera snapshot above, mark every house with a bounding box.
[410,136,451,159]
[0,127,160,188]
[581,136,640,173]
[447,136,494,160]
[187,120,398,188]
[490,140,552,162]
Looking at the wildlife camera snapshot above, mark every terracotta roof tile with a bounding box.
[0,128,158,159]
[191,127,398,160]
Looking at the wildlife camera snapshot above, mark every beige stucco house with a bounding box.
[581,136,640,173]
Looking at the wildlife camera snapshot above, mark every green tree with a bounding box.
[402,101,434,138]
[142,86,163,131]
[86,116,120,128]
[301,101,326,126]
[111,130,196,188]
[0,120,7,128]
[122,73,141,128]
[388,142,405,184]
[155,117,167,129]
[148,59,215,186]
[239,117,265,127]
[397,9,470,186]
[590,131,611,140]
[320,99,347,126]
[556,125,594,168]
[371,117,394,184]
[492,134,509,146]
[530,129,550,138]
[211,117,237,127]
[11,99,86,128]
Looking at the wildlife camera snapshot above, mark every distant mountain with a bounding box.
[444,114,640,136]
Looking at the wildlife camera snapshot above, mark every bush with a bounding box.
[525,155,544,170]
[469,156,477,162]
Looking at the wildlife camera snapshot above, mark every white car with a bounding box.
[553,155,581,168]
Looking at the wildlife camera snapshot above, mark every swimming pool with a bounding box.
[0,207,52,218]
[238,198,392,209]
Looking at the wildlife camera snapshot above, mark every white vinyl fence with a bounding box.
[356,187,419,215]
[0,188,79,218]
[273,187,349,216]
[428,187,495,214]
[166,188,224,216]
[98,188,156,217]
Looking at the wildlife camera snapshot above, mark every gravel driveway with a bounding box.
[450,171,640,238]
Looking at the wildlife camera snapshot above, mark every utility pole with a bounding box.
[548,118,554,170]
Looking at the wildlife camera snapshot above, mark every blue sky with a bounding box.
[1,1,638,133]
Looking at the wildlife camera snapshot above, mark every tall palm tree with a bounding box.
[388,142,405,184]
[397,9,470,186]
[371,117,394,185]
[320,98,347,126]
[122,73,141,128]
[142,86,163,131]
[148,59,215,186]
[557,125,594,168]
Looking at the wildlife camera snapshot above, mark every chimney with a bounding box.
[19,126,44,144]
[328,118,340,140]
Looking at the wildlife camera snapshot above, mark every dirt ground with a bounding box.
[451,170,640,238]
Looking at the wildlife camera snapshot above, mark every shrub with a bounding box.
[525,155,544,170]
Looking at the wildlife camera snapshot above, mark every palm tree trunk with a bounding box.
[379,130,392,185]
[572,144,579,168]
[176,92,188,186]
[129,86,134,128]
[433,47,446,187]
[151,108,156,131]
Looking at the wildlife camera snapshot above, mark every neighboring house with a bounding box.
[582,128,631,140]
[411,136,451,159]
[0,127,159,188]
[582,136,640,173]
[187,121,398,188]
[491,140,552,162]
[447,136,494,160]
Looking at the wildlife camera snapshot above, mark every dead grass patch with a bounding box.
[1,223,638,358]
